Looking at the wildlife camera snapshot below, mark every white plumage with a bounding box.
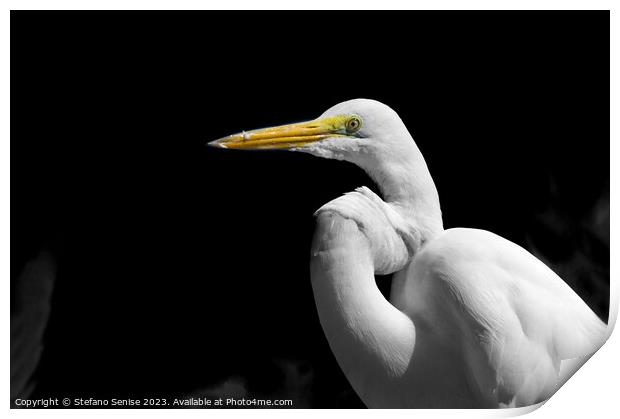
[211,99,607,408]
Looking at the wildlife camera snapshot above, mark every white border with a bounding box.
[1,0,618,11]
[2,2,617,419]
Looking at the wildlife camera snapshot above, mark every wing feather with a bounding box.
[394,227,607,406]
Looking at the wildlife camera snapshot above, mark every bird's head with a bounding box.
[210,98,443,246]
[209,99,414,170]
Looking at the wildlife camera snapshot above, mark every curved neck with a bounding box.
[310,134,443,405]
[355,136,444,244]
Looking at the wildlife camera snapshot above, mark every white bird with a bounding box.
[210,99,607,408]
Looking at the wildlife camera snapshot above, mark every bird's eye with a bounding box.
[346,116,362,133]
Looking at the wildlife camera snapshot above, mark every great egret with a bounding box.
[209,99,607,408]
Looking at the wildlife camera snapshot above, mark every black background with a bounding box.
[11,11,609,408]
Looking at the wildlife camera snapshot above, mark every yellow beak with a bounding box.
[208,115,351,150]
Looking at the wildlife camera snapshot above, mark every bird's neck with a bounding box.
[360,142,444,246]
